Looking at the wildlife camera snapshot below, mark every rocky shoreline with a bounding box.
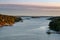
[0,14,22,27]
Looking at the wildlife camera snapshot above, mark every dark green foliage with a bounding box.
[49,17,60,31]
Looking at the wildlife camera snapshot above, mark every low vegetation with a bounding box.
[0,14,22,27]
[49,17,60,31]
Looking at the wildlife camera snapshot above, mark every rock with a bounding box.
[0,14,23,27]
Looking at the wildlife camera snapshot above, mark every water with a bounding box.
[0,17,60,40]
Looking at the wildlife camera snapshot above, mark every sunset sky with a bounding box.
[0,0,60,3]
[0,0,60,7]
[0,0,60,16]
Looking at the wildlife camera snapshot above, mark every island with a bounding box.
[31,16,40,18]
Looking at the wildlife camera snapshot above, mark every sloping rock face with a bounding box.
[0,14,22,27]
[49,17,60,31]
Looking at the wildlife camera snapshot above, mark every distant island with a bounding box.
[0,14,22,27]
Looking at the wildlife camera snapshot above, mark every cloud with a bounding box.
[1,2,60,7]
[18,2,60,7]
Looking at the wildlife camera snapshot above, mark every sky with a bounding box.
[0,0,60,3]
[0,0,60,7]
[0,0,60,16]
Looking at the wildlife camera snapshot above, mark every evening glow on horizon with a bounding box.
[0,0,60,7]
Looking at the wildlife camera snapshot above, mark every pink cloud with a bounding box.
[15,2,60,7]
[0,2,60,7]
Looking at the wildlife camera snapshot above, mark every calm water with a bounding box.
[0,17,60,40]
